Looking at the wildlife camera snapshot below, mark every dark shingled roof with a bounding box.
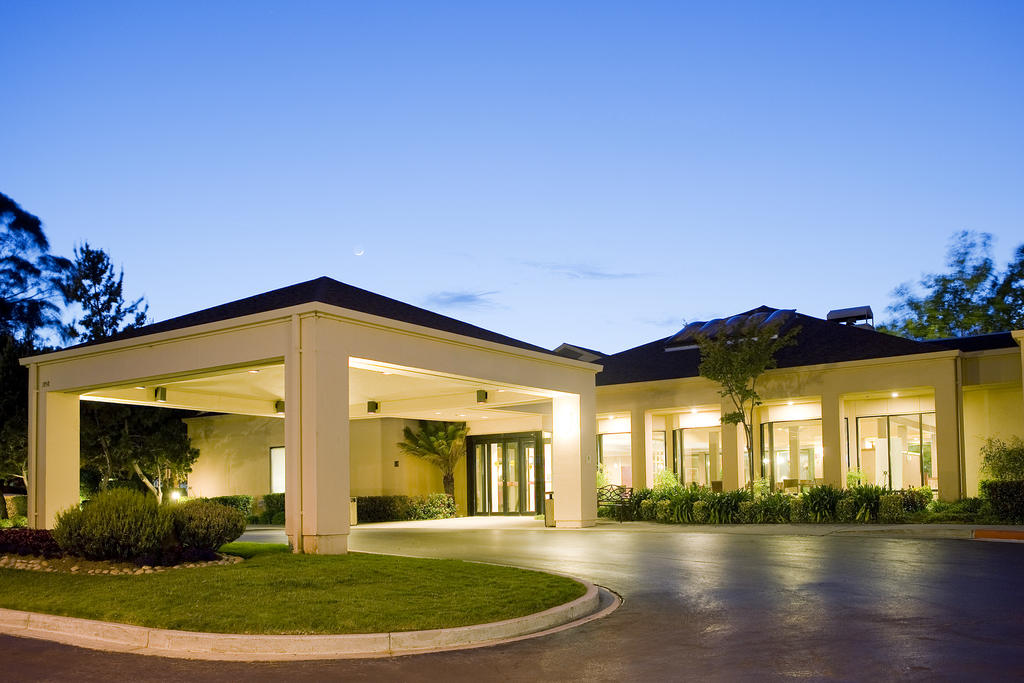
[68,277,558,356]
[596,306,1018,386]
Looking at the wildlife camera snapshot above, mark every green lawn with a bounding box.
[0,544,585,634]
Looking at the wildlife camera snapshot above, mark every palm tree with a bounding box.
[397,421,468,497]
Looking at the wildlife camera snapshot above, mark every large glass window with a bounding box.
[598,433,632,487]
[856,413,936,490]
[652,431,667,475]
[759,420,822,491]
[671,427,721,487]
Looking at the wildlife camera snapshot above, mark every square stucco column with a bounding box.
[284,314,351,554]
[821,390,844,487]
[720,398,741,491]
[27,377,80,529]
[630,407,649,489]
[935,371,963,502]
[552,392,597,527]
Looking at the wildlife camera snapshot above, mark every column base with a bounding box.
[301,533,349,555]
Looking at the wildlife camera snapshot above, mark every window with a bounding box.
[270,446,286,494]
[672,427,721,487]
[856,413,936,490]
[652,431,667,475]
[759,420,823,491]
[597,433,632,487]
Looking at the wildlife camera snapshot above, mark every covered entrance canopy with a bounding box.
[20,277,600,553]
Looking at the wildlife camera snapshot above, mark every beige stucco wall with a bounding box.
[963,385,1024,496]
[185,414,473,515]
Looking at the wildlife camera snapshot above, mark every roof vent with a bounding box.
[827,306,874,329]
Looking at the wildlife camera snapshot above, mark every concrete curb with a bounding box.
[0,580,611,661]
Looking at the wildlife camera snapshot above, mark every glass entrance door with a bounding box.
[468,433,542,515]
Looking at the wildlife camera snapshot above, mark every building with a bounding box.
[20,279,1024,553]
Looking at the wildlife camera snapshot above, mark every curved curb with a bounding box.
[0,580,615,661]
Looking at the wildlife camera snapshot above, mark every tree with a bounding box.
[80,402,199,503]
[397,421,468,497]
[0,192,69,343]
[882,231,1024,339]
[697,318,800,490]
[59,243,148,344]
[0,335,31,514]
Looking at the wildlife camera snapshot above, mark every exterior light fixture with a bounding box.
[786,401,794,406]
[367,400,380,413]
[891,392,899,398]
[274,400,285,415]
[134,386,145,390]
[170,490,182,502]
[476,390,488,403]
[434,411,442,415]
[154,387,167,403]
[248,369,260,374]
[690,408,698,415]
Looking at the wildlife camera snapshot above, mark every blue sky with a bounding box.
[3,1,1022,353]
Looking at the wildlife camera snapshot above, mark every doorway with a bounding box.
[468,432,543,515]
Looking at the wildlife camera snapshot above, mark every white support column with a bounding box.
[720,398,740,491]
[27,373,80,529]
[552,391,596,527]
[284,313,351,554]
[630,406,647,490]
[821,390,843,487]
[935,364,963,502]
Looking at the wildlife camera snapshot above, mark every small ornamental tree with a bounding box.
[397,421,468,497]
[980,436,1024,482]
[697,318,800,490]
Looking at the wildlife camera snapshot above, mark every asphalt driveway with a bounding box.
[4,521,1024,681]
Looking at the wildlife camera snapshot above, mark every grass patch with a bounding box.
[0,545,585,634]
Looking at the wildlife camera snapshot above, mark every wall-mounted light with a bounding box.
[367,400,380,413]
[154,387,167,403]
[274,400,285,415]
[476,390,488,403]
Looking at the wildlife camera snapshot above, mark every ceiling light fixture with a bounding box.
[690,408,698,415]
[154,387,167,403]
[248,369,260,374]
[891,392,899,398]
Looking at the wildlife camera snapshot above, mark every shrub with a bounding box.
[789,496,808,523]
[53,489,175,562]
[846,468,865,488]
[630,488,654,520]
[638,498,657,521]
[208,495,254,518]
[173,499,246,553]
[848,485,886,523]
[0,528,62,558]
[749,493,792,523]
[897,487,933,513]
[738,500,756,523]
[356,496,412,523]
[878,494,906,523]
[980,480,1024,523]
[802,485,843,523]
[706,490,750,524]
[752,477,772,500]
[835,496,857,523]
[668,485,709,523]
[253,493,288,524]
[655,498,674,522]
[691,500,709,524]
[0,516,27,529]
[5,494,27,519]
[652,469,683,496]
[981,436,1024,481]
[409,493,457,520]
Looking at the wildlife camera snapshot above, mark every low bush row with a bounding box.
[0,528,62,558]
[620,480,1017,525]
[356,494,457,523]
[0,516,27,529]
[53,489,246,565]
[247,493,285,525]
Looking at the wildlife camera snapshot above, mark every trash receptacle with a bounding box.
[544,492,555,527]
[350,497,358,526]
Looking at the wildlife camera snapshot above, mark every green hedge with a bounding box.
[173,500,246,552]
[207,495,254,518]
[356,495,457,523]
[980,480,1024,523]
[5,495,27,519]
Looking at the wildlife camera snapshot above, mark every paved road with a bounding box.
[4,524,1024,681]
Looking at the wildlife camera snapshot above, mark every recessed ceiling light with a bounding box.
[787,401,794,406]
[690,408,698,415]
[382,371,393,375]
[481,416,488,419]
[434,412,441,415]
[891,392,899,398]
[134,386,145,390]
[248,369,260,374]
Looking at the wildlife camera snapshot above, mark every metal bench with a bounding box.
[597,484,634,522]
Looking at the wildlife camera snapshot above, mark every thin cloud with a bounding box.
[526,261,644,280]
[425,290,500,308]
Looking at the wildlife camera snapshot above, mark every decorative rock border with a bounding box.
[0,553,243,575]
[0,579,615,661]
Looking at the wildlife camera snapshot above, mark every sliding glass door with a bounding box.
[468,433,543,515]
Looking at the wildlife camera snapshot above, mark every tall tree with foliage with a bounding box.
[59,243,148,343]
[697,318,800,489]
[397,421,468,497]
[0,334,32,518]
[0,192,69,343]
[882,231,1024,339]
[80,402,199,503]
